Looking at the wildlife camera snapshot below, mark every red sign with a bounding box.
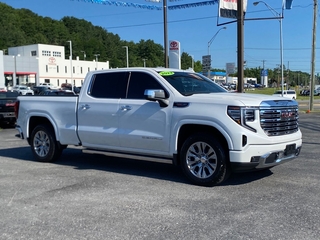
[170,41,179,50]
[48,57,56,65]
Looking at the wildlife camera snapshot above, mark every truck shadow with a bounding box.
[0,146,273,187]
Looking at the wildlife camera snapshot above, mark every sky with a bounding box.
[1,0,318,73]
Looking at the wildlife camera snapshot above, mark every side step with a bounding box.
[82,149,173,164]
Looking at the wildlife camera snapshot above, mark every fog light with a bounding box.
[251,156,260,163]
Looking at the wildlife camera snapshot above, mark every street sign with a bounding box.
[202,55,211,64]
[202,55,211,71]
[226,62,235,74]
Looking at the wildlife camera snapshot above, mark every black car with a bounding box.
[39,90,76,96]
[32,86,49,95]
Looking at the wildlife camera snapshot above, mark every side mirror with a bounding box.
[144,89,169,107]
[144,89,166,100]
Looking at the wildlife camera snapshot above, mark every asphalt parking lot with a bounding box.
[0,113,319,240]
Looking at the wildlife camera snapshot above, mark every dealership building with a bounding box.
[0,44,109,88]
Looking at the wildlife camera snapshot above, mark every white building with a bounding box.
[0,44,109,88]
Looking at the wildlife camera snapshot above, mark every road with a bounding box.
[0,113,319,240]
[298,99,320,112]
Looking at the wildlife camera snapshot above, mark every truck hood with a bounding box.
[180,92,297,107]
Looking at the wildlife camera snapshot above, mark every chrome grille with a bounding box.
[260,100,299,136]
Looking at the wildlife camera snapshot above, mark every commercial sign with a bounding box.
[226,62,235,74]
[202,55,211,71]
[48,57,56,65]
[169,40,181,69]
[261,69,268,77]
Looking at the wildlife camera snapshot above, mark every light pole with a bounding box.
[122,46,129,68]
[191,55,194,70]
[253,1,284,96]
[142,58,147,67]
[207,27,226,77]
[67,40,73,85]
[81,51,86,61]
[13,54,20,86]
[94,54,100,69]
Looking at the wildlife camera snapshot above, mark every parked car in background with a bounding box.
[12,85,34,95]
[300,89,318,96]
[39,83,55,88]
[273,90,297,99]
[0,86,7,92]
[254,83,263,88]
[0,91,18,125]
[39,89,76,96]
[32,86,49,95]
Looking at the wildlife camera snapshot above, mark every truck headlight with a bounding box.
[227,106,258,132]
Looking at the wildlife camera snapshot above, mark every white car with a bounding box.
[39,83,55,89]
[12,85,34,95]
[0,86,7,92]
[273,90,297,99]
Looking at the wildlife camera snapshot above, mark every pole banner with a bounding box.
[219,0,248,19]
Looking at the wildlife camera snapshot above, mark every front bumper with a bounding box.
[229,139,302,172]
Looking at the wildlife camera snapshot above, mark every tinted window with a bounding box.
[158,71,227,95]
[127,72,166,99]
[90,72,128,98]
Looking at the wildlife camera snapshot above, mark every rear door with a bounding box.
[77,71,129,149]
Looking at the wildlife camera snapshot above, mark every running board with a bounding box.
[82,149,173,164]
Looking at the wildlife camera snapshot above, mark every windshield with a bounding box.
[157,71,227,96]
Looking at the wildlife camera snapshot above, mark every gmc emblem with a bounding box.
[281,111,294,118]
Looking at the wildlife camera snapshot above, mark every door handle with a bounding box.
[81,104,90,110]
[120,105,132,111]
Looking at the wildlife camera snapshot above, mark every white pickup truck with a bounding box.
[15,68,302,186]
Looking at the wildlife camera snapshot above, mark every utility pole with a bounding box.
[262,60,266,87]
[237,0,244,93]
[163,0,168,67]
[309,0,317,111]
[287,61,290,87]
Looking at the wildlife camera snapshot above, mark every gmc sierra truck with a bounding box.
[15,68,302,186]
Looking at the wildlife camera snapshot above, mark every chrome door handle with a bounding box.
[120,105,132,111]
[81,104,90,110]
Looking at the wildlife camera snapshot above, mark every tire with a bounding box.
[180,133,230,187]
[30,124,62,162]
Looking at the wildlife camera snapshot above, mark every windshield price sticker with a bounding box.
[159,71,174,76]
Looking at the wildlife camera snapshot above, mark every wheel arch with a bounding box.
[27,116,58,144]
[174,124,230,166]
